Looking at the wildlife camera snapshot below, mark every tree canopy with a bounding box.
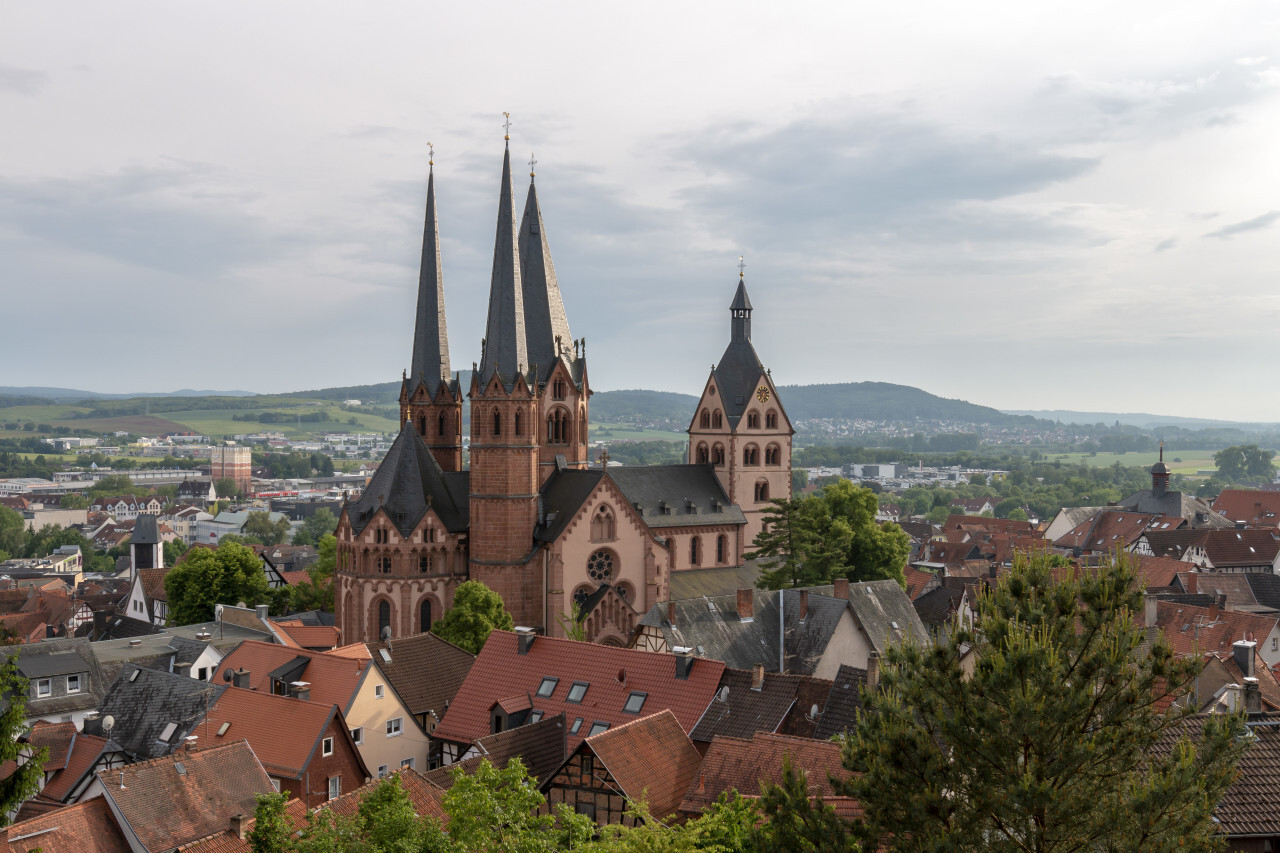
[243,511,292,546]
[837,550,1247,852]
[163,540,280,625]
[430,581,514,654]
[292,507,338,546]
[0,655,48,827]
[289,534,335,613]
[1214,443,1276,482]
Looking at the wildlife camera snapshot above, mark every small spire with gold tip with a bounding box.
[738,256,746,278]
[503,112,511,142]
[529,153,537,178]
[428,141,434,167]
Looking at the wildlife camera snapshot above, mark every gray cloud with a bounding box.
[0,63,47,95]
[1205,210,1280,239]
[1154,237,1178,252]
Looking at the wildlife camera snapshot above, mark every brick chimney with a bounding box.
[230,814,249,840]
[1246,677,1263,714]
[667,601,676,627]
[866,651,880,694]
[798,590,809,622]
[833,578,850,599]
[751,664,765,691]
[736,589,754,623]
[1208,603,1219,622]
[1186,573,1197,594]
[232,668,251,689]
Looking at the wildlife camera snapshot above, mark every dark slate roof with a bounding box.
[408,165,452,396]
[518,176,574,383]
[477,144,529,389]
[712,278,765,430]
[344,423,469,537]
[668,562,763,600]
[97,664,226,760]
[2,638,107,716]
[368,631,475,719]
[535,468,604,543]
[689,668,829,743]
[812,664,867,740]
[132,513,160,546]
[1117,489,1233,528]
[847,579,928,656]
[730,279,752,311]
[913,584,965,628]
[1246,573,1280,611]
[608,465,746,530]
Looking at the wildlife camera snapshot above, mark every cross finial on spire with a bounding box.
[529,152,537,178]
[738,256,746,278]
[428,141,434,167]
[1159,440,1164,462]
[503,112,512,141]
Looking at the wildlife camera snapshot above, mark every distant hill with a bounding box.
[777,382,1043,426]
[592,390,699,423]
[0,386,256,403]
[1003,409,1280,430]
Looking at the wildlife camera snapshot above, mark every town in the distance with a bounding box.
[3,137,1278,851]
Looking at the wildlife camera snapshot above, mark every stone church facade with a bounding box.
[334,139,793,646]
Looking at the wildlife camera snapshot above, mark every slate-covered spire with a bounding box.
[730,275,753,342]
[409,160,451,393]
[519,164,573,380]
[478,143,528,388]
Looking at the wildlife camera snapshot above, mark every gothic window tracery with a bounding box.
[766,410,778,429]
[547,408,570,445]
[419,599,432,632]
[587,549,615,583]
[591,506,616,541]
[419,554,433,573]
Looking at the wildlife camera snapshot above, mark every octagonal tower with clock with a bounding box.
[687,272,794,546]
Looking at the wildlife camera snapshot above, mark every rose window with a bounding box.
[587,550,615,583]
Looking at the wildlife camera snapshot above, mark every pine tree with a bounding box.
[837,550,1247,853]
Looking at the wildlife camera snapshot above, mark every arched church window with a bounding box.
[754,481,770,502]
[747,412,760,429]
[700,410,710,429]
[378,556,392,573]
[690,536,701,567]
[766,410,778,429]
[572,585,592,608]
[712,411,723,429]
[766,444,781,465]
[419,554,433,573]
[378,600,391,638]
[418,416,427,436]
[617,581,634,602]
[547,409,569,445]
[591,506,616,541]
[419,599,432,632]
[712,444,725,466]
[553,378,566,400]
[438,412,446,437]
[492,409,502,436]
[587,549,615,583]
[696,443,709,464]
[744,445,759,466]
[514,410,523,436]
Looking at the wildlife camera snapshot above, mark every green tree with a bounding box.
[59,492,89,509]
[430,581,514,653]
[243,511,291,546]
[837,551,1247,853]
[1006,507,1028,521]
[248,791,294,853]
[292,508,338,546]
[163,538,189,565]
[791,468,809,491]
[1214,444,1276,481]
[290,534,336,613]
[0,654,49,826]
[753,754,856,852]
[822,479,909,586]
[88,474,135,498]
[747,498,830,589]
[355,772,449,852]
[0,506,29,561]
[215,477,242,500]
[442,757,594,852]
[163,540,272,625]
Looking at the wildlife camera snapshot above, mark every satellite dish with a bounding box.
[102,715,115,733]
[717,686,729,703]
[381,626,392,641]
[810,704,820,719]
[222,668,233,683]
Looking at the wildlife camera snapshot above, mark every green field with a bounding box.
[590,426,686,442]
[1048,449,1228,476]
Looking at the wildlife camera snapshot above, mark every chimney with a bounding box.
[1144,594,1158,628]
[230,814,249,840]
[736,589,754,623]
[291,681,311,701]
[798,590,809,622]
[175,661,192,678]
[515,626,536,655]
[1233,640,1257,679]
[674,646,694,680]
[184,735,198,752]
[666,601,676,627]
[866,651,880,695]
[751,664,765,691]
[93,609,107,641]
[1245,677,1263,714]
[255,604,270,621]
[1209,603,1219,622]
[232,668,251,689]
[1186,573,1197,594]
[1216,592,1228,611]
[83,711,103,736]
[1236,520,1248,530]
[833,578,850,599]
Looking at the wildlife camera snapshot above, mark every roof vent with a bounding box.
[129,639,143,647]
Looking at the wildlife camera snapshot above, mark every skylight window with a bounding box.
[588,721,610,737]
[623,692,647,714]
[566,682,588,704]
[529,710,544,723]
[160,722,178,742]
[536,677,559,698]
[570,717,583,734]
[217,722,231,736]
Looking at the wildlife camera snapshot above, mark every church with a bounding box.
[334,135,793,645]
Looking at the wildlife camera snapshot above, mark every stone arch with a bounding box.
[743,444,760,466]
[418,595,438,633]
[765,443,781,465]
[712,443,725,466]
[696,443,709,464]
[547,407,570,445]
[747,411,760,429]
[754,480,770,502]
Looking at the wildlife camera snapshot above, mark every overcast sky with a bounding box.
[3,2,1278,420]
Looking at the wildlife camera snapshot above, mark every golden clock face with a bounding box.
[755,386,771,403]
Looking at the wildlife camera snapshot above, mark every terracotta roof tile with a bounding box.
[903,566,937,601]
[1155,600,1279,659]
[41,731,108,802]
[1211,489,1280,528]
[215,640,365,712]
[582,709,702,820]
[99,740,273,853]
[203,687,343,779]
[272,623,341,649]
[424,715,568,789]
[679,731,851,815]
[320,768,447,823]
[0,797,130,853]
[24,720,78,771]
[1132,554,1187,589]
[176,799,308,853]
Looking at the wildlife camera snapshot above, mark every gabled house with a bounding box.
[214,640,428,776]
[434,713,568,786]
[3,637,107,728]
[687,666,833,748]
[1054,510,1166,558]
[1212,489,1280,529]
[1152,599,1280,668]
[7,718,127,821]
[543,709,702,826]
[0,797,131,853]
[96,665,227,761]
[359,631,475,737]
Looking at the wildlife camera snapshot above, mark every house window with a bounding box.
[36,679,51,698]
[351,727,363,745]
[66,674,81,694]
[375,685,385,699]
[567,682,589,703]
[378,764,389,778]
[401,758,415,769]
[716,534,727,565]
[438,412,447,437]
[623,692,647,714]
[386,718,403,737]
[322,737,334,756]
[581,755,594,776]
[588,721,610,736]
[576,802,596,820]
[690,536,701,567]
[536,677,559,698]
[328,776,341,800]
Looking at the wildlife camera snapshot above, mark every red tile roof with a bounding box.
[1055,510,1164,553]
[272,621,341,650]
[175,799,309,853]
[364,632,475,720]
[99,740,273,853]
[582,709,702,820]
[1132,554,1187,589]
[215,640,367,712]
[0,797,130,853]
[203,687,346,779]
[320,768,447,823]
[1155,600,1280,659]
[1211,489,1280,528]
[679,731,852,815]
[903,566,937,601]
[433,630,726,749]
[24,720,77,771]
[41,731,108,802]
[279,570,311,586]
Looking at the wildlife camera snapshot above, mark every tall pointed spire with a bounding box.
[409,151,450,393]
[519,158,572,379]
[478,138,529,388]
[730,269,753,343]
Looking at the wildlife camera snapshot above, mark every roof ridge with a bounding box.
[586,707,677,743]
[103,737,250,776]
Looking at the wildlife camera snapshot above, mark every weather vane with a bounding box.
[738,256,746,278]
[503,112,512,140]
[428,141,434,166]
[529,153,537,177]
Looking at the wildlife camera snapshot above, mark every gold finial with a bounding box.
[529,153,537,178]
[428,141,434,167]
[738,256,746,278]
[503,112,511,141]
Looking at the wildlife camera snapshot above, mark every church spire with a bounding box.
[478,133,528,388]
[519,154,572,379]
[409,148,450,393]
[730,261,753,343]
